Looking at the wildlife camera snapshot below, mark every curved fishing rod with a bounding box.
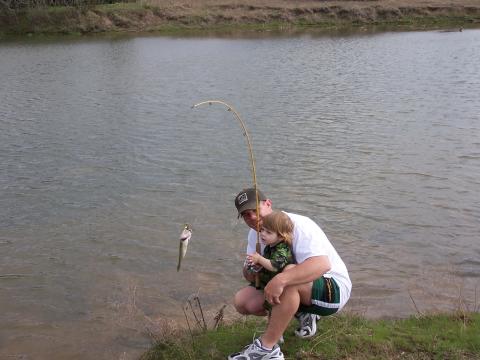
[192,100,261,288]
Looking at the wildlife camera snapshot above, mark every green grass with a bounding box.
[140,312,480,360]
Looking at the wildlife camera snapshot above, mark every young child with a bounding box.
[246,210,294,295]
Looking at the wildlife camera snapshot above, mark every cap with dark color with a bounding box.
[234,188,267,216]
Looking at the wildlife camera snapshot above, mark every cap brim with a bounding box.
[237,201,257,218]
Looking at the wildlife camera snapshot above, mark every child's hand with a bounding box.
[245,253,263,273]
[247,252,262,265]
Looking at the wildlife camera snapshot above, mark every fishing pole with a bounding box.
[192,100,262,288]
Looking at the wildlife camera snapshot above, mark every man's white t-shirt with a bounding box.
[246,211,352,310]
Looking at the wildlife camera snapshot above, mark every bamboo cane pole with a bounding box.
[192,100,261,288]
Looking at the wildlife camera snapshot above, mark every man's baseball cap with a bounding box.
[234,188,267,216]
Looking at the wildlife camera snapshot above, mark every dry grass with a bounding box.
[107,277,240,348]
[407,266,480,319]
[140,0,480,29]
[2,0,480,34]
[146,0,480,8]
[145,0,480,15]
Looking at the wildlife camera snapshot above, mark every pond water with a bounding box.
[1,29,479,359]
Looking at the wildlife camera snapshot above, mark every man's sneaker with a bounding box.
[278,335,284,345]
[228,338,284,360]
[294,312,321,338]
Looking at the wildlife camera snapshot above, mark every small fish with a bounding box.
[177,224,192,272]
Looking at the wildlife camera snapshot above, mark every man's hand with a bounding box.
[243,266,256,282]
[264,274,285,305]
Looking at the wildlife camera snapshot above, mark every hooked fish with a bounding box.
[177,224,192,272]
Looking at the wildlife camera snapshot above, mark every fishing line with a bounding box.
[193,100,262,288]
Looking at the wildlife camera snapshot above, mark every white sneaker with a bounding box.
[294,312,321,338]
[227,338,284,360]
[278,335,284,345]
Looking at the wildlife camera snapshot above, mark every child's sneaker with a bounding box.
[228,338,284,360]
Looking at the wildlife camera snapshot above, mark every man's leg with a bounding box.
[228,281,313,360]
[276,264,320,339]
[233,286,267,316]
[296,277,342,338]
[260,282,313,348]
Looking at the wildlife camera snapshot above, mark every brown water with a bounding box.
[1,29,479,359]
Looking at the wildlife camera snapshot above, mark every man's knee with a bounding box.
[234,287,267,316]
[284,264,296,271]
[234,288,260,315]
[281,281,313,306]
[233,290,249,314]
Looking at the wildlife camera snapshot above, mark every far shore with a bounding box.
[1,0,480,37]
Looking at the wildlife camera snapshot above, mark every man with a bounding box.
[229,188,351,360]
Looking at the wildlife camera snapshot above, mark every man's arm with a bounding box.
[264,255,331,305]
[279,255,330,285]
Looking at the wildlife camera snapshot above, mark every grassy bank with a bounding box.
[141,312,480,359]
[1,0,480,37]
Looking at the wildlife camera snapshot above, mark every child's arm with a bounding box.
[247,252,276,272]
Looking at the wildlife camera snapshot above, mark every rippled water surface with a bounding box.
[1,29,479,359]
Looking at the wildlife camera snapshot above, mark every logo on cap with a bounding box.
[237,192,248,205]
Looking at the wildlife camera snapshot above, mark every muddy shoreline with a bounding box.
[1,0,480,36]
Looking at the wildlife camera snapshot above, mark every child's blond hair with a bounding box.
[262,211,294,247]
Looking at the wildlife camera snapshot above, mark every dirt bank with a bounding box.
[1,0,480,36]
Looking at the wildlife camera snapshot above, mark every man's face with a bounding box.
[240,199,272,230]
